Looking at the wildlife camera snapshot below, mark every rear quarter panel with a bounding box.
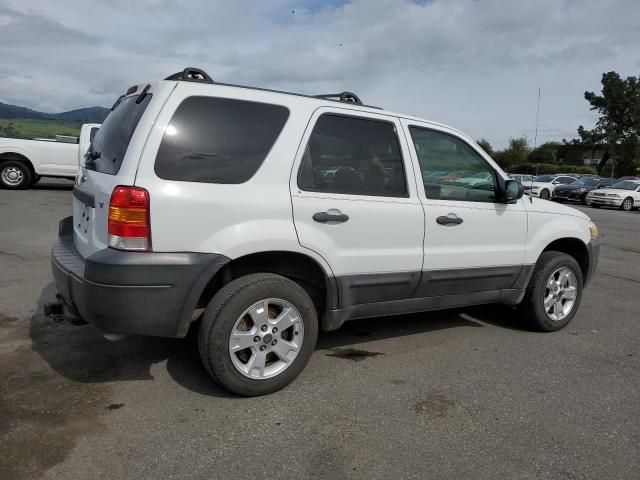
[133,83,334,275]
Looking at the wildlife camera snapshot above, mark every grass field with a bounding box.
[0,119,82,140]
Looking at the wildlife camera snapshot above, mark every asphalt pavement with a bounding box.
[1,179,638,480]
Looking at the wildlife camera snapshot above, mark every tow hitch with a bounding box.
[44,295,87,325]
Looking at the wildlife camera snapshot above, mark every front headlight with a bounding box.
[606,193,620,198]
[589,221,599,240]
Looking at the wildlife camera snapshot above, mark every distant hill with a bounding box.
[0,101,109,123]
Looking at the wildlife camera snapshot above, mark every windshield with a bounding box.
[611,180,640,191]
[573,178,600,186]
[86,93,152,175]
[534,175,554,182]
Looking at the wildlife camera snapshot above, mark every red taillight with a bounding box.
[108,186,151,251]
[126,85,138,95]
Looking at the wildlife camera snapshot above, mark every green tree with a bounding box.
[476,138,494,156]
[493,136,530,169]
[528,142,560,164]
[579,71,640,176]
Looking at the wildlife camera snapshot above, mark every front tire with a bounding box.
[0,160,32,189]
[620,197,634,211]
[540,189,550,200]
[520,251,583,332]
[198,273,318,396]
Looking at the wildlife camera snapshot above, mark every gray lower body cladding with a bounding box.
[51,216,229,337]
[322,265,534,331]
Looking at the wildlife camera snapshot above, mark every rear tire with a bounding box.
[520,251,583,332]
[591,204,600,208]
[0,160,32,189]
[198,273,318,396]
[620,197,633,211]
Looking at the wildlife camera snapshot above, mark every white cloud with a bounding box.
[0,0,638,147]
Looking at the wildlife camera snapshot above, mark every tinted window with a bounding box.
[87,94,152,175]
[557,176,576,184]
[298,114,407,197]
[534,175,554,182]
[155,97,289,184]
[409,127,497,202]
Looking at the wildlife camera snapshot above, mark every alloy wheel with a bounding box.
[543,267,578,321]
[228,298,304,379]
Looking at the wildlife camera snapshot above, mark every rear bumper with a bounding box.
[51,216,229,337]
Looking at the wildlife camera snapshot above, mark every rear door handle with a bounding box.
[436,214,463,226]
[313,211,349,223]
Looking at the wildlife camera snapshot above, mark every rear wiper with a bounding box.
[85,151,101,161]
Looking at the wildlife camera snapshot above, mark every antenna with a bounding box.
[534,87,541,149]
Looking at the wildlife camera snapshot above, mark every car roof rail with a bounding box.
[163,70,381,108]
[165,67,214,83]
[313,92,363,106]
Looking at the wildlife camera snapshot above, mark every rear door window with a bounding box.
[87,94,152,175]
[298,114,408,197]
[154,96,289,184]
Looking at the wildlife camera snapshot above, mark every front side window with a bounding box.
[409,127,497,202]
[155,96,289,184]
[298,114,407,197]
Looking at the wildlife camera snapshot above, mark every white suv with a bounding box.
[49,68,600,396]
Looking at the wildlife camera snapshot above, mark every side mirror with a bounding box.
[552,181,560,185]
[504,179,524,203]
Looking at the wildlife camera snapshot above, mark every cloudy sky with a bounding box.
[1,0,639,147]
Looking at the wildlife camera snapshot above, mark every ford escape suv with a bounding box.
[49,68,600,396]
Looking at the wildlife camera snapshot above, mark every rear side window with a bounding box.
[298,114,407,197]
[155,97,289,184]
[87,94,152,175]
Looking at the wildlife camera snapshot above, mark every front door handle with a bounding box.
[313,211,349,223]
[436,214,463,226]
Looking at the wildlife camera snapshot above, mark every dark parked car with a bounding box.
[552,177,615,204]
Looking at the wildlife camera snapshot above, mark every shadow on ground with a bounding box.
[31,283,527,398]
[32,180,74,191]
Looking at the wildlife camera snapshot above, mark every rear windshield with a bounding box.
[154,96,289,184]
[86,94,152,175]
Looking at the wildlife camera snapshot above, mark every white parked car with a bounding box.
[523,174,578,199]
[0,123,100,189]
[508,174,534,185]
[48,68,600,396]
[585,179,640,211]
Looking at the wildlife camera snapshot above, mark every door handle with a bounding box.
[313,211,349,223]
[436,214,463,226]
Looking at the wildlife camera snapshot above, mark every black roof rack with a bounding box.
[165,67,377,108]
[313,92,363,106]
[164,67,214,83]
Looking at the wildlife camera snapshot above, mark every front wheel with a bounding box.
[198,273,318,396]
[520,251,583,332]
[540,189,550,200]
[620,197,634,211]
